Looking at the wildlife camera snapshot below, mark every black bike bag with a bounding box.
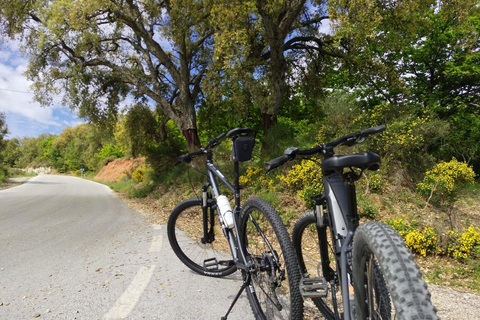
[232,136,255,162]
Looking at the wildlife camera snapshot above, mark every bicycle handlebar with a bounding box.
[174,131,227,167]
[264,125,386,172]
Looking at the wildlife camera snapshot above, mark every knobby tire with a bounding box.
[353,221,439,320]
[239,197,303,320]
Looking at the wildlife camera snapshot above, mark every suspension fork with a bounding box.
[315,194,335,281]
[201,183,215,244]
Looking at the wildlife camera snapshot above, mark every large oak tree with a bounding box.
[1,0,214,151]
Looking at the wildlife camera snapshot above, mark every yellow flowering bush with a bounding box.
[417,158,476,205]
[280,159,323,207]
[239,166,275,190]
[404,227,438,257]
[365,171,384,193]
[386,217,416,237]
[354,103,432,161]
[448,226,480,261]
[132,166,146,182]
[387,218,480,262]
[387,218,437,257]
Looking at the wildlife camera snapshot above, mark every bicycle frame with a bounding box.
[201,151,256,273]
[315,171,363,320]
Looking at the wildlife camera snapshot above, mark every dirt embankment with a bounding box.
[94,158,145,182]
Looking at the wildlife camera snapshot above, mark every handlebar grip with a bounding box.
[205,132,226,149]
[178,154,192,164]
[264,155,289,172]
[361,124,386,136]
[216,132,227,141]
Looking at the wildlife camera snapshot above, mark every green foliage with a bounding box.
[128,183,155,198]
[0,112,9,181]
[0,165,7,183]
[417,159,476,206]
[441,108,480,172]
[364,171,384,193]
[95,143,124,161]
[329,0,480,114]
[1,138,20,167]
[357,194,379,219]
[131,166,154,183]
[261,117,318,157]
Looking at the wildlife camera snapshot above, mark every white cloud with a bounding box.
[0,39,83,138]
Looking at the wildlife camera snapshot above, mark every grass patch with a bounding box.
[423,256,480,293]
[8,168,37,178]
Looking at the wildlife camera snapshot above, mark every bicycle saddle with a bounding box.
[322,152,380,173]
[227,127,253,139]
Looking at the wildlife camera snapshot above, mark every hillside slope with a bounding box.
[94,158,145,182]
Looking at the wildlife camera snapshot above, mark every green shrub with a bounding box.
[95,143,124,160]
[0,166,8,183]
[357,194,379,219]
[128,183,155,198]
[74,170,82,177]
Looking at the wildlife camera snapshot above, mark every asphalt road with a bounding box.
[0,175,251,319]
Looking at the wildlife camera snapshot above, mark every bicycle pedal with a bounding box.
[203,257,219,270]
[299,276,328,298]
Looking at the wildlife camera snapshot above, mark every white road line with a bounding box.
[103,265,156,319]
[149,235,163,253]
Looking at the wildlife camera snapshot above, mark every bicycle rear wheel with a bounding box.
[238,197,303,320]
[353,221,439,320]
[167,198,236,277]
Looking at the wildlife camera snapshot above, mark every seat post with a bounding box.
[233,160,241,208]
[345,181,359,230]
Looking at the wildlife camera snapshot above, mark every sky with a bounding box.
[0,39,84,140]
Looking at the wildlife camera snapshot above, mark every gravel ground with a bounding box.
[429,284,480,319]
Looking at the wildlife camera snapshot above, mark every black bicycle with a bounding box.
[265,125,439,320]
[167,128,303,320]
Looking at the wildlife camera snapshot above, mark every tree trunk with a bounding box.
[182,128,201,151]
[262,112,277,132]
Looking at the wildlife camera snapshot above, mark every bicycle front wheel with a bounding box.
[353,221,439,320]
[291,211,337,320]
[167,198,236,277]
[239,197,303,320]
